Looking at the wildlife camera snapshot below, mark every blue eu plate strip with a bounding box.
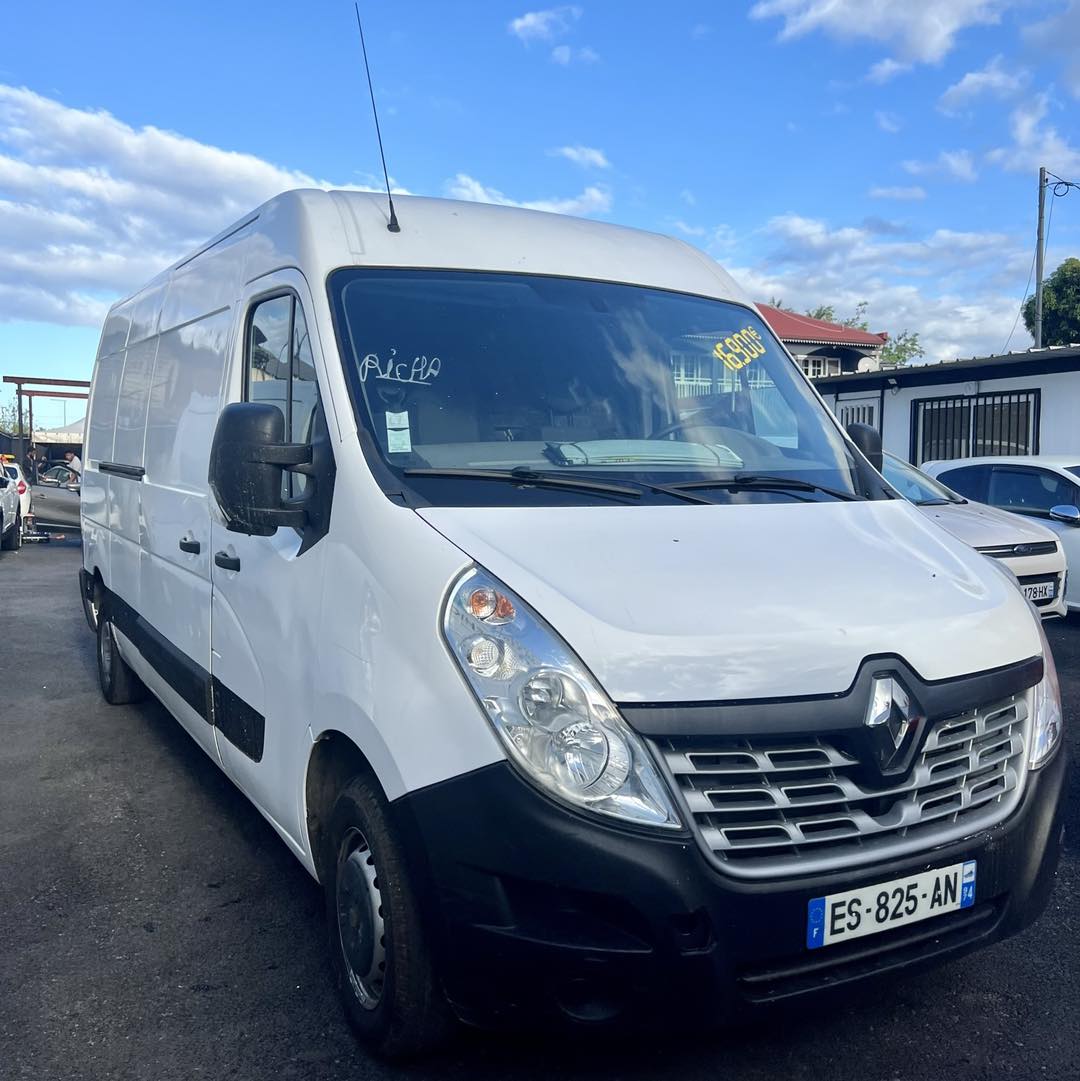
[806,896,826,949]
[960,860,977,909]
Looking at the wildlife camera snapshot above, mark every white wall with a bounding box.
[822,368,1080,463]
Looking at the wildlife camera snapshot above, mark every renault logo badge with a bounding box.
[865,676,924,774]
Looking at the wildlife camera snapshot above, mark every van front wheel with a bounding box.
[324,774,451,1059]
[96,610,146,705]
[1,513,19,550]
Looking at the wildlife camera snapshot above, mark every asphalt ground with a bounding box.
[1,540,1076,1081]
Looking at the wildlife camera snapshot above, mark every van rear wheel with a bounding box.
[324,774,451,1059]
[97,610,146,705]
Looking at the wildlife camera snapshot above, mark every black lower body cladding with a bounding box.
[391,748,1067,1030]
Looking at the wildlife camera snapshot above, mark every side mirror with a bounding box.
[1049,504,1080,526]
[209,402,312,536]
[846,422,883,473]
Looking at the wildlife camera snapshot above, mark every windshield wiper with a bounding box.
[403,467,716,505]
[403,467,643,500]
[915,497,952,506]
[668,472,860,502]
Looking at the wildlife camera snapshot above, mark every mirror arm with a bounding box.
[215,441,312,468]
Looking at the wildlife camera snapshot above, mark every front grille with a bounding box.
[658,693,1030,879]
[977,541,1058,557]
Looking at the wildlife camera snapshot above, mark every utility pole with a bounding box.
[1035,165,1047,350]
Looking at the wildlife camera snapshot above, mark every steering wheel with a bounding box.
[650,407,717,441]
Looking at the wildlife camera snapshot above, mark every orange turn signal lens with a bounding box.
[468,587,497,619]
[467,586,516,623]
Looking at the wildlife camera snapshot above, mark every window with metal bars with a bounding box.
[911,390,1039,465]
[838,402,878,429]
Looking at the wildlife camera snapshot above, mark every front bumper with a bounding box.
[392,744,1067,1030]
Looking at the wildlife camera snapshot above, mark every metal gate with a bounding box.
[911,390,1039,466]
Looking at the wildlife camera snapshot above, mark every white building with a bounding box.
[814,345,1080,465]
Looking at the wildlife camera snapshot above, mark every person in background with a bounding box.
[64,449,82,484]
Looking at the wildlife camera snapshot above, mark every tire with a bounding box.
[0,512,17,551]
[3,513,21,551]
[96,608,146,705]
[323,773,452,1059]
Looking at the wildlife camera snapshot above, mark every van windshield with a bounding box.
[329,269,868,507]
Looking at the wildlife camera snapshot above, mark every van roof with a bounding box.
[103,189,751,339]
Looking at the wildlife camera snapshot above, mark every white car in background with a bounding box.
[0,466,21,552]
[883,453,1067,618]
[922,456,1080,613]
[2,459,33,520]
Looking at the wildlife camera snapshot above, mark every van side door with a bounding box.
[208,273,335,851]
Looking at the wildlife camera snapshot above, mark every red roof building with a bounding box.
[757,304,888,379]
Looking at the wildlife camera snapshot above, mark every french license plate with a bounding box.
[1022,581,1055,601]
[806,860,976,950]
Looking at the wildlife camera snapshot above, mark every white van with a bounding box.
[81,191,1066,1057]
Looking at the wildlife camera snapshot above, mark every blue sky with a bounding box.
[2,0,1079,426]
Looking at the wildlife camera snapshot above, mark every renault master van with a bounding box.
[81,191,1066,1058]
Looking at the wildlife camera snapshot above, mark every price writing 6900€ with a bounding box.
[713,327,766,371]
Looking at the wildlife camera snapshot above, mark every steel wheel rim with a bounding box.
[336,827,386,1010]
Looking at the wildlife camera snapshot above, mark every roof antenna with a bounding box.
[354,2,400,232]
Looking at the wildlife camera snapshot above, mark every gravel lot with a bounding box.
[1,540,1076,1081]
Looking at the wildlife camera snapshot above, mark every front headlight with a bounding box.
[1030,620,1064,768]
[442,567,681,828]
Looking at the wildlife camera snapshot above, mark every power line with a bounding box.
[1002,243,1036,354]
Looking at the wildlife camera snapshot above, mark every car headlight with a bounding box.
[442,567,681,828]
[1030,619,1064,769]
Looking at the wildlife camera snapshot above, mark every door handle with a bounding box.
[214,551,241,572]
[179,537,201,554]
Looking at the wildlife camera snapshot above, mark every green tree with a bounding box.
[0,399,21,434]
[1023,257,1080,346]
[805,300,870,328]
[879,329,922,367]
[839,300,870,331]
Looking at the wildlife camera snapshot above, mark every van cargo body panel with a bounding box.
[419,499,1042,703]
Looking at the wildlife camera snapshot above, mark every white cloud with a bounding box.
[987,93,1080,174]
[691,23,712,38]
[445,173,612,217]
[1024,2,1080,99]
[680,189,696,206]
[550,144,610,168]
[875,110,902,133]
[726,212,1032,359]
[866,58,911,83]
[508,6,581,43]
[869,185,927,200]
[750,0,1012,64]
[551,44,599,64]
[939,149,978,181]
[938,55,1027,115]
[903,149,978,181]
[0,84,373,327]
[673,220,706,237]
[709,224,738,255]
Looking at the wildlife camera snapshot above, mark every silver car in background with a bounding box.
[883,453,1067,618]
